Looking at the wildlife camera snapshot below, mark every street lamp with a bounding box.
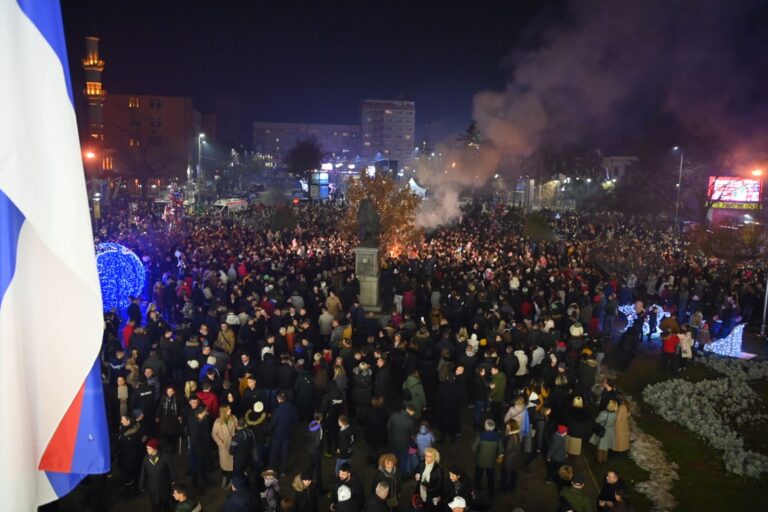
[197,133,206,182]
[673,146,684,231]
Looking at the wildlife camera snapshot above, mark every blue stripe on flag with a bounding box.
[16,0,74,104]
[45,361,110,497]
[46,471,85,499]
[69,361,111,474]
[0,189,25,306]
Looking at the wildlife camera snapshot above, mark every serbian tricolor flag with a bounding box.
[0,0,110,508]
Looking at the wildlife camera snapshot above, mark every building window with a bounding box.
[363,141,371,147]
[128,97,140,109]
[102,156,113,170]
[150,118,162,128]
[129,138,140,147]
[149,98,162,109]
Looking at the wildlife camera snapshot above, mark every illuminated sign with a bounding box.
[708,177,762,203]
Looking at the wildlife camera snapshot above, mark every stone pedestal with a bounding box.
[354,246,380,310]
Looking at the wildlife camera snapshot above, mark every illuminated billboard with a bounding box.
[708,177,762,208]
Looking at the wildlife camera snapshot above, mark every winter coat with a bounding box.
[331,474,365,512]
[613,402,631,453]
[156,393,183,437]
[221,489,261,512]
[387,410,417,453]
[139,452,176,506]
[116,423,143,481]
[502,433,524,470]
[472,430,503,469]
[351,367,374,406]
[371,466,400,502]
[435,379,460,435]
[364,407,389,449]
[546,432,567,463]
[293,476,320,512]
[373,364,390,398]
[565,406,592,440]
[270,402,298,440]
[415,426,435,458]
[337,426,355,459]
[402,375,426,419]
[229,427,256,472]
[590,410,617,451]
[413,461,443,501]
[212,416,237,471]
[560,486,593,512]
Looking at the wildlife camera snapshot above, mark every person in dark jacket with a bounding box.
[373,357,391,399]
[336,415,356,474]
[500,420,524,493]
[156,385,182,454]
[230,417,256,479]
[565,396,592,457]
[364,396,389,465]
[435,368,462,444]
[139,438,177,512]
[443,465,473,506]
[351,362,374,421]
[116,414,143,496]
[371,453,400,509]
[259,353,279,411]
[414,448,444,510]
[294,367,315,421]
[242,375,267,416]
[293,469,320,512]
[305,415,325,492]
[184,396,212,488]
[365,481,391,512]
[270,392,298,475]
[386,406,417,474]
[331,463,365,512]
[471,419,502,497]
[221,475,262,512]
[597,470,626,512]
[546,425,568,484]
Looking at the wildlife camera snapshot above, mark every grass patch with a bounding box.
[612,351,768,511]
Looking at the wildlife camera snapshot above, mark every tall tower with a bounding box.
[82,36,106,140]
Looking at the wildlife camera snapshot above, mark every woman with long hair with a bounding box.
[414,447,444,511]
[590,399,618,463]
[212,402,237,488]
[500,420,524,493]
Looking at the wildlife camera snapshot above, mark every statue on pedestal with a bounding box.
[357,198,380,247]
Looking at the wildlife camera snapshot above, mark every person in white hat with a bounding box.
[448,496,467,511]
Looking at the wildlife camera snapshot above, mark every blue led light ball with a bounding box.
[95,242,146,311]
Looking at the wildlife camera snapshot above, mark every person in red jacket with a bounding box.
[661,329,680,374]
[196,381,220,418]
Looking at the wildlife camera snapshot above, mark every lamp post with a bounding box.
[673,146,684,231]
[751,168,768,339]
[197,133,206,182]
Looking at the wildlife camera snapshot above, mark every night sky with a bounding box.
[62,0,552,146]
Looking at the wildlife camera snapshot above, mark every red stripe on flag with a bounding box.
[39,381,86,472]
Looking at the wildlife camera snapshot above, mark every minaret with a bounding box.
[82,36,106,140]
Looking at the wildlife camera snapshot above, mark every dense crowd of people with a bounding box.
[92,199,765,512]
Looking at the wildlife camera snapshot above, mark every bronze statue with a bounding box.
[357,198,380,246]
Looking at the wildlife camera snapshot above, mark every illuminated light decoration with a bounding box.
[704,323,745,358]
[619,304,670,338]
[95,242,146,311]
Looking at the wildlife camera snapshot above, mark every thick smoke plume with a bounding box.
[416,0,768,227]
[474,0,768,166]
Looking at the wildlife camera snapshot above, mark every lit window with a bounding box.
[385,109,393,114]
[363,141,371,146]
[129,138,140,147]
[128,97,140,108]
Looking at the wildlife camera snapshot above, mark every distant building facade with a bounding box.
[252,122,360,163]
[102,94,203,181]
[360,99,415,161]
[603,155,638,179]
